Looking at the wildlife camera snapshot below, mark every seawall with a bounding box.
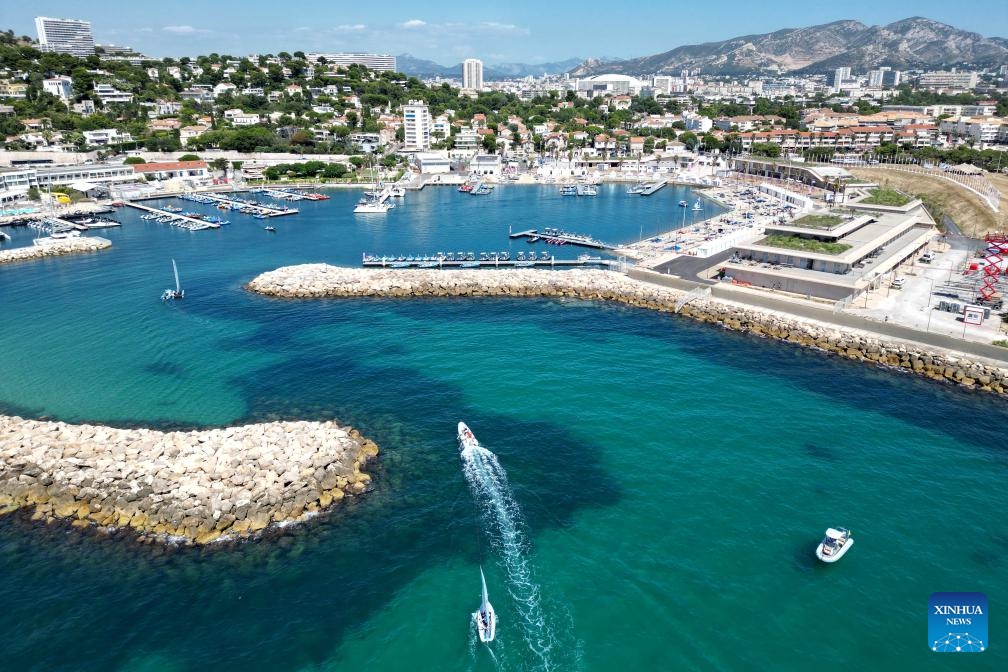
[0,415,378,545]
[245,265,1008,395]
[0,237,111,264]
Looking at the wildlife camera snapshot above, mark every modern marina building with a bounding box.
[34,16,95,58]
[722,191,937,302]
[463,59,484,91]
[306,53,396,72]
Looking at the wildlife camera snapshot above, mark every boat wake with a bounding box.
[461,444,569,671]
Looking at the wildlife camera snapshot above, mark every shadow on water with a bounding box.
[0,297,621,671]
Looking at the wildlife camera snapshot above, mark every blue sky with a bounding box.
[12,0,1008,65]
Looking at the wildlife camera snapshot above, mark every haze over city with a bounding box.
[10,0,1008,64]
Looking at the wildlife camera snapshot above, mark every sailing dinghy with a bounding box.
[161,258,184,301]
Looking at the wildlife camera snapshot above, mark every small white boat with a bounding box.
[678,200,688,207]
[816,527,853,563]
[472,567,497,643]
[354,197,394,213]
[692,199,703,211]
[457,421,479,452]
[161,258,184,301]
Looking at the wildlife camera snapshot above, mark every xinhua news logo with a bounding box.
[929,592,987,652]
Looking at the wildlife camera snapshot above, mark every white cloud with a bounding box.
[163,25,210,35]
[479,22,529,35]
[139,27,153,33]
[334,24,367,32]
[399,19,427,29]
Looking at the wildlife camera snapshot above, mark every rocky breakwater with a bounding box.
[0,236,111,265]
[0,415,379,545]
[246,264,1008,395]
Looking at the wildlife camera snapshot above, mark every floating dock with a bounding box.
[197,193,299,217]
[508,228,611,250]
[122,202,219,230]
[362,255,614,269]
[639,180,667,195]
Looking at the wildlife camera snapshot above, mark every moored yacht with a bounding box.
[816,527,854,563]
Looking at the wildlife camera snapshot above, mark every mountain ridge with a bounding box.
[568,17,1008,77]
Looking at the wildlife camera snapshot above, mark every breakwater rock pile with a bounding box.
[0,237,111,264]
[0,415,379,544]
[246,265,1008,395]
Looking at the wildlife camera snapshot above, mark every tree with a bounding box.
[123,156,146,164]
[27,186,40,201]
[210,158,229,171]
[481,133,498,153]
[177,153,201,161]
[680,131,699,150]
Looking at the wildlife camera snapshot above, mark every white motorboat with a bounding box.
[457,421,480,452]
[472,567,497,643]
[161,258,184,301]
[816,527,854,563]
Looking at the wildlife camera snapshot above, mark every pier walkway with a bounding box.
[640,180,667,195]
[122,202,219,230]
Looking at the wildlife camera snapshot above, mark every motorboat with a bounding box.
[816,527,854,563]
[678,200,689,207]
[457,421,480,452]
[472,567,497,643]
[161,258,184,301]
[264,225,276,232]
[627,182,646,195]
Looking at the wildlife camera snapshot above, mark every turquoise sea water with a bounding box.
[1,184,1005,670]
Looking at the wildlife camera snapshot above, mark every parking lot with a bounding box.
[845,245,1007,344]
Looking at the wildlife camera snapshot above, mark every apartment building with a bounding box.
[402,100,431,151]
[42,76,74,102]
[35,16,95,57]
[463,59,484,91]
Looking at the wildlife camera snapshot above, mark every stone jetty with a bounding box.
[246,265,1008,395]
[0,415,378,544]
[0,236,111,264]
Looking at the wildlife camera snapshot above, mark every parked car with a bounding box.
[920,251,935,263]
[891,277,906,289]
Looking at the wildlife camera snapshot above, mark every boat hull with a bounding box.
[457,421,480,452]
[816,538,854,563]
[473,604,496,643]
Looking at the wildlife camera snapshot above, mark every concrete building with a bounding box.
[415,151,451,174]
[93,83,133,104]
[575,74,646,98]
[223,108,261,126]
[463,59,484,91]
[470,154,502,176]
[132,160,210,182]
[403,100,431,151]
[918,71,978,91]
[305,53,396,72]
[723,191,936,301]
[42,76,74,103]
[82,129,133,146]
[35,16,95,58]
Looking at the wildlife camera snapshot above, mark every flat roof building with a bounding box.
[722,189,936,301]
[35,16,95,58]
[306,53,396,72]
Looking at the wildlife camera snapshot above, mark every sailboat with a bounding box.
[472,567,497,643]
[161,259,184,301]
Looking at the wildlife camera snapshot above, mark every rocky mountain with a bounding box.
[395,54,582,79]
[569,17,1008,77]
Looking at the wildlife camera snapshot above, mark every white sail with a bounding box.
[172,259,181,293]
[480,566,489,612]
